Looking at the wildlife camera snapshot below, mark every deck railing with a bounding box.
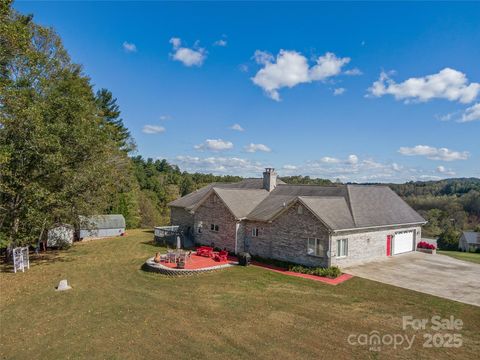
[154,226,180,237]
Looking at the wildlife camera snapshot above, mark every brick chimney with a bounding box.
[263,168,277,192]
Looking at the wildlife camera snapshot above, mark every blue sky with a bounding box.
[15,1,480,182]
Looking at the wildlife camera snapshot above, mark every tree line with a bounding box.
[387,179,480,249]
[1,2,478,252]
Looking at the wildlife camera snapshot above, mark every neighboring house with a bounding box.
[47,224,75,247]
[168,169,426,268]
[458,231,480,252]
[79,215,126,240]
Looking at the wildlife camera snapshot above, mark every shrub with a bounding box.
[437,227,460,250]
[289,265,341,278]
[417,241,436,250]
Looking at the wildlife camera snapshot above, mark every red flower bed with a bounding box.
[417,241,436,250]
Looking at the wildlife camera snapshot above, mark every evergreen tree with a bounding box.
[95,88,135,152]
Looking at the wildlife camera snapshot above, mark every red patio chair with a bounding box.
[196,246,213,257]
[215,250,228,262]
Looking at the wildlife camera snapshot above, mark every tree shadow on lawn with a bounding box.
[140,240,165,248]
[0,250,75,273]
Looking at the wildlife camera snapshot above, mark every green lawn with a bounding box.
[1,230,479,359]
[438,250,480,264]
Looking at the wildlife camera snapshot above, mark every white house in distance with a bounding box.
[79,215,126,240]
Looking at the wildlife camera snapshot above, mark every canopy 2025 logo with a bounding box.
[347,315,463,352]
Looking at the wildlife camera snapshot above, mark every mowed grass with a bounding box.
[1,230,479,360]
[438,250,480,264]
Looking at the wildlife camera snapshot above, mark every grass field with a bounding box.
[1,229,479,359]
[438,250,480,264]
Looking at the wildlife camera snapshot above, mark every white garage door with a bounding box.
[393,231,414,255]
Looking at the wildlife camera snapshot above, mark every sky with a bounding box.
[15,1,480,183]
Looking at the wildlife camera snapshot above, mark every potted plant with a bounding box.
[176,258,185,269]
[416,241,436,254]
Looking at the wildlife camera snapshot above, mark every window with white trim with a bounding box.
[307,238,324,257]
[210,224,219,232]
[336,238,348,258]
[252,227,259,237]
[197,222,203,233]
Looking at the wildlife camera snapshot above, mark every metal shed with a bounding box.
[79,215,126,240]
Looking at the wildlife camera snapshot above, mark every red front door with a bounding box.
[386,235,392,256]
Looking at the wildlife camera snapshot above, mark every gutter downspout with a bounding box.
[234,222,239,255]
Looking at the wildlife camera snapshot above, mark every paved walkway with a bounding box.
[343,252,480,307]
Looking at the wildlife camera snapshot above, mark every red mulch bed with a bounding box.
[251,261,353,285]
[161,253,236,270]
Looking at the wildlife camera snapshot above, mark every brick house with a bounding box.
[168,169,426,268]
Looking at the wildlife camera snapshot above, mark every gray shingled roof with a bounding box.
[347,185,425,228]
[214,188,269,219]
[168,180,425,230]
[168,178,284,209]
[299,196,355,230]
[79,215,125,229]
[246,194,297,221]
[462,231,480,244]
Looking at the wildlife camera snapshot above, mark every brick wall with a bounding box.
[245,203,329,267]
[193,193,238,252]
[170,207,194,231]
[330,225,422,268]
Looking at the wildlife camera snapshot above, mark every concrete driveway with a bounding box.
[343,252,480,307]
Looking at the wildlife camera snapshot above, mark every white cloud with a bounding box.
[436,112,456,122]
[398,145,469,161]
[320,155,358,165]
[175,155,264,175]
[436,166,456,176]
[251,50,351,101]
[368,68,480,104]
[170,37,181,48]
[320,156,340,164]
[238,64,249,73]
[253,50,274,65]
[303,155,413,182]
[347,154,359,165]
[173,153,458,182]
[159,115,171,121]
[418,175,442,181]
[309,52,350,81]
[333,88,346,96]
[213,39,227,47]
[142,125,165,134]
[230,123,244,132]
[392,163,402,172]
[169,37,206,67]
[344,68,362,76]
[194,139,233,152]
[122,41,137,53]
[459,103,480,122]
[244,143,272,153]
